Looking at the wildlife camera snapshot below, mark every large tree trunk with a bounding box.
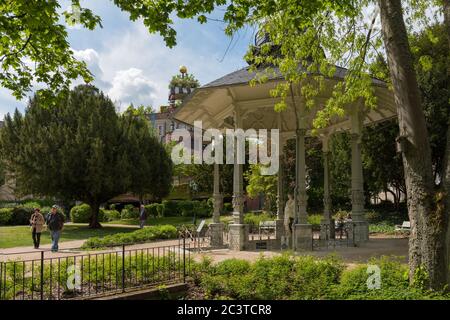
[89,202,102,229]
[378,0,449,289]
[443,0,450,287]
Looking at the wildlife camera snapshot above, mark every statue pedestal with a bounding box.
[229,224,248,251]
[209,223,224,248]
[294,224,312,251]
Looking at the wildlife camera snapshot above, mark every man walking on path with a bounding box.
[46,205,65,252]
[139,204,147,229]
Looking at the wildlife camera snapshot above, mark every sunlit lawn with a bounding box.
[105,215,234,226]
[0,215,235,249]
[0,225,137,249]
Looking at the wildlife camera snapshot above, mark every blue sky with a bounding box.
[0,0,255,119]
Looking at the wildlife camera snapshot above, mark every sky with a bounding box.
[0,0,255,120]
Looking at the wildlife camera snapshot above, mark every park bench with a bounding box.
[395,221,411,232]
[259,220,276,234]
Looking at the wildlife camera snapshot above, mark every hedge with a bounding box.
[0,207,34,226]
[0,208,14,225]
[0,206,64,226]
[190,255,450,300]
[82,225,178,248]
[70,204,120,223]
[121,204,139,219]
[161,200,211,218]
[145,203,164,218]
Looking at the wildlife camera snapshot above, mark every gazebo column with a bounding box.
[320,135,335,240]
[350,109,369,243]
[293,129,312,250]
[275,154,285,241]
[229,108,248,251]
[210,163,224,247]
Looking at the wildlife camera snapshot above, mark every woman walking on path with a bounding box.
[30,208,45,249]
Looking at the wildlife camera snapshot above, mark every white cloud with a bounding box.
[107,68,160,110]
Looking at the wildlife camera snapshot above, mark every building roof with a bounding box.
[202,65,387,89]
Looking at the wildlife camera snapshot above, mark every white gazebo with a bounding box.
[174,64,396,251]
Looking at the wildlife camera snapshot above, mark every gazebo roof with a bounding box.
[174,65,396,138]
[202,65,387,89]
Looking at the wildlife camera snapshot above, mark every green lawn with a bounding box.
[105,215,234,226]
[0,225,137,249]
[0,214,235,249]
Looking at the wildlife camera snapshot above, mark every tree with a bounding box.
[121,105,173,201]
[245,164,277,212]
[113,0,449,289]
[0,85,173,228]
[378,0,449,289]
[0,1,101,100]
[4,0,448,288]
[361,120,405,209]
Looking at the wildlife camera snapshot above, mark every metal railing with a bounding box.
[0,240,191,300]
[312,222,355,250]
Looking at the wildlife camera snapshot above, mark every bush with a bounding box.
[196,254,344,300]
[70,204,92,223]
[11,207,34,225]
[193,255,450,300]
[160,200,211,218]
[22,201,41,209]
[193,200,211,218]
[162,200,181,217]
[0,208,14,225]
[102,209,121,222]
[223,203,233,213]
[82,224,178,248]
[369,222,396,234]
[244,212,274,233]
[120,205,139,219]
[307,214,322,231]
[145,203,164,218]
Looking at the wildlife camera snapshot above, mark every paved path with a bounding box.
[192,237,409,265]
[1,235,408,265]
[0,238,182,262]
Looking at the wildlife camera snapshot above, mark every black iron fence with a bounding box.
[0,240,192,300]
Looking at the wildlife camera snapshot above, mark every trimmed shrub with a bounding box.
[22,201,41,209]
[0,208,14,225]
[82,224,178,248]
[196,254,344,300]
[121,205,139,219]
[193,255,450,300]
[70,204,92,223]
[70,204,105,223]
[162,200,180,217]
[102,209,121,222]
[11,207,34,225]
[145,203,164,218]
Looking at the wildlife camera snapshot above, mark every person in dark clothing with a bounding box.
[46,205,65,252]
[139,204,147,229]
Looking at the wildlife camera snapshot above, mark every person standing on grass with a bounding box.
[139,204,147,229]
[46,205,65,252]
[30,208,45,249]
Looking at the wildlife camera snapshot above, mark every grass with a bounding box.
[0,225,137,249]
[105,215,234,226]
[369,222,397,234]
